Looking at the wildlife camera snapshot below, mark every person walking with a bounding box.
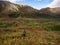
[22,29,26,39]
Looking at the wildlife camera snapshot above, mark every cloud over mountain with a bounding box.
[47,0,60,8]
[0,0,20,3]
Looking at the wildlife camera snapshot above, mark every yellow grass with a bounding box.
[0,27,60,45]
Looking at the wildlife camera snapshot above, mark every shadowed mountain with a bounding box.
[39,7,60,14]
[39,7,60,19]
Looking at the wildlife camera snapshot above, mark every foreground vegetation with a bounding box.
[0,28,60,45]
[0,18,60,45]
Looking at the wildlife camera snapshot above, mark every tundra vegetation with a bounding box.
[0,18,60,45]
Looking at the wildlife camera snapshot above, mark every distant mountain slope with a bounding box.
[0,1,60,19]
[39,7,60,19]
[0,1,20,17]
[39,7,60,14]
[0,1,37,18]
[16,4,38,18]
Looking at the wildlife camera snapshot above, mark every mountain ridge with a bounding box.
[0,1,60,19]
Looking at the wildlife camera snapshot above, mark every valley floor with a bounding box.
[0,18,60,45]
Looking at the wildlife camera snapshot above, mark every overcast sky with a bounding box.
[0,0,60,9]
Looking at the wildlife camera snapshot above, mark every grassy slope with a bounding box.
[0,18,60,45]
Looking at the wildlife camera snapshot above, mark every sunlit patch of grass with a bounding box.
[0,22,18,28]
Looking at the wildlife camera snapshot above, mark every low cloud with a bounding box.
[0,0,21,3]
[47,0,60,8]
[8,0,19,3]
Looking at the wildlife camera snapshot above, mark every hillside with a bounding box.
[0,1,20,18]
[39,7,60,14]
[0,1,37,18]
[0,1,60,19]
[39,7,60,19]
